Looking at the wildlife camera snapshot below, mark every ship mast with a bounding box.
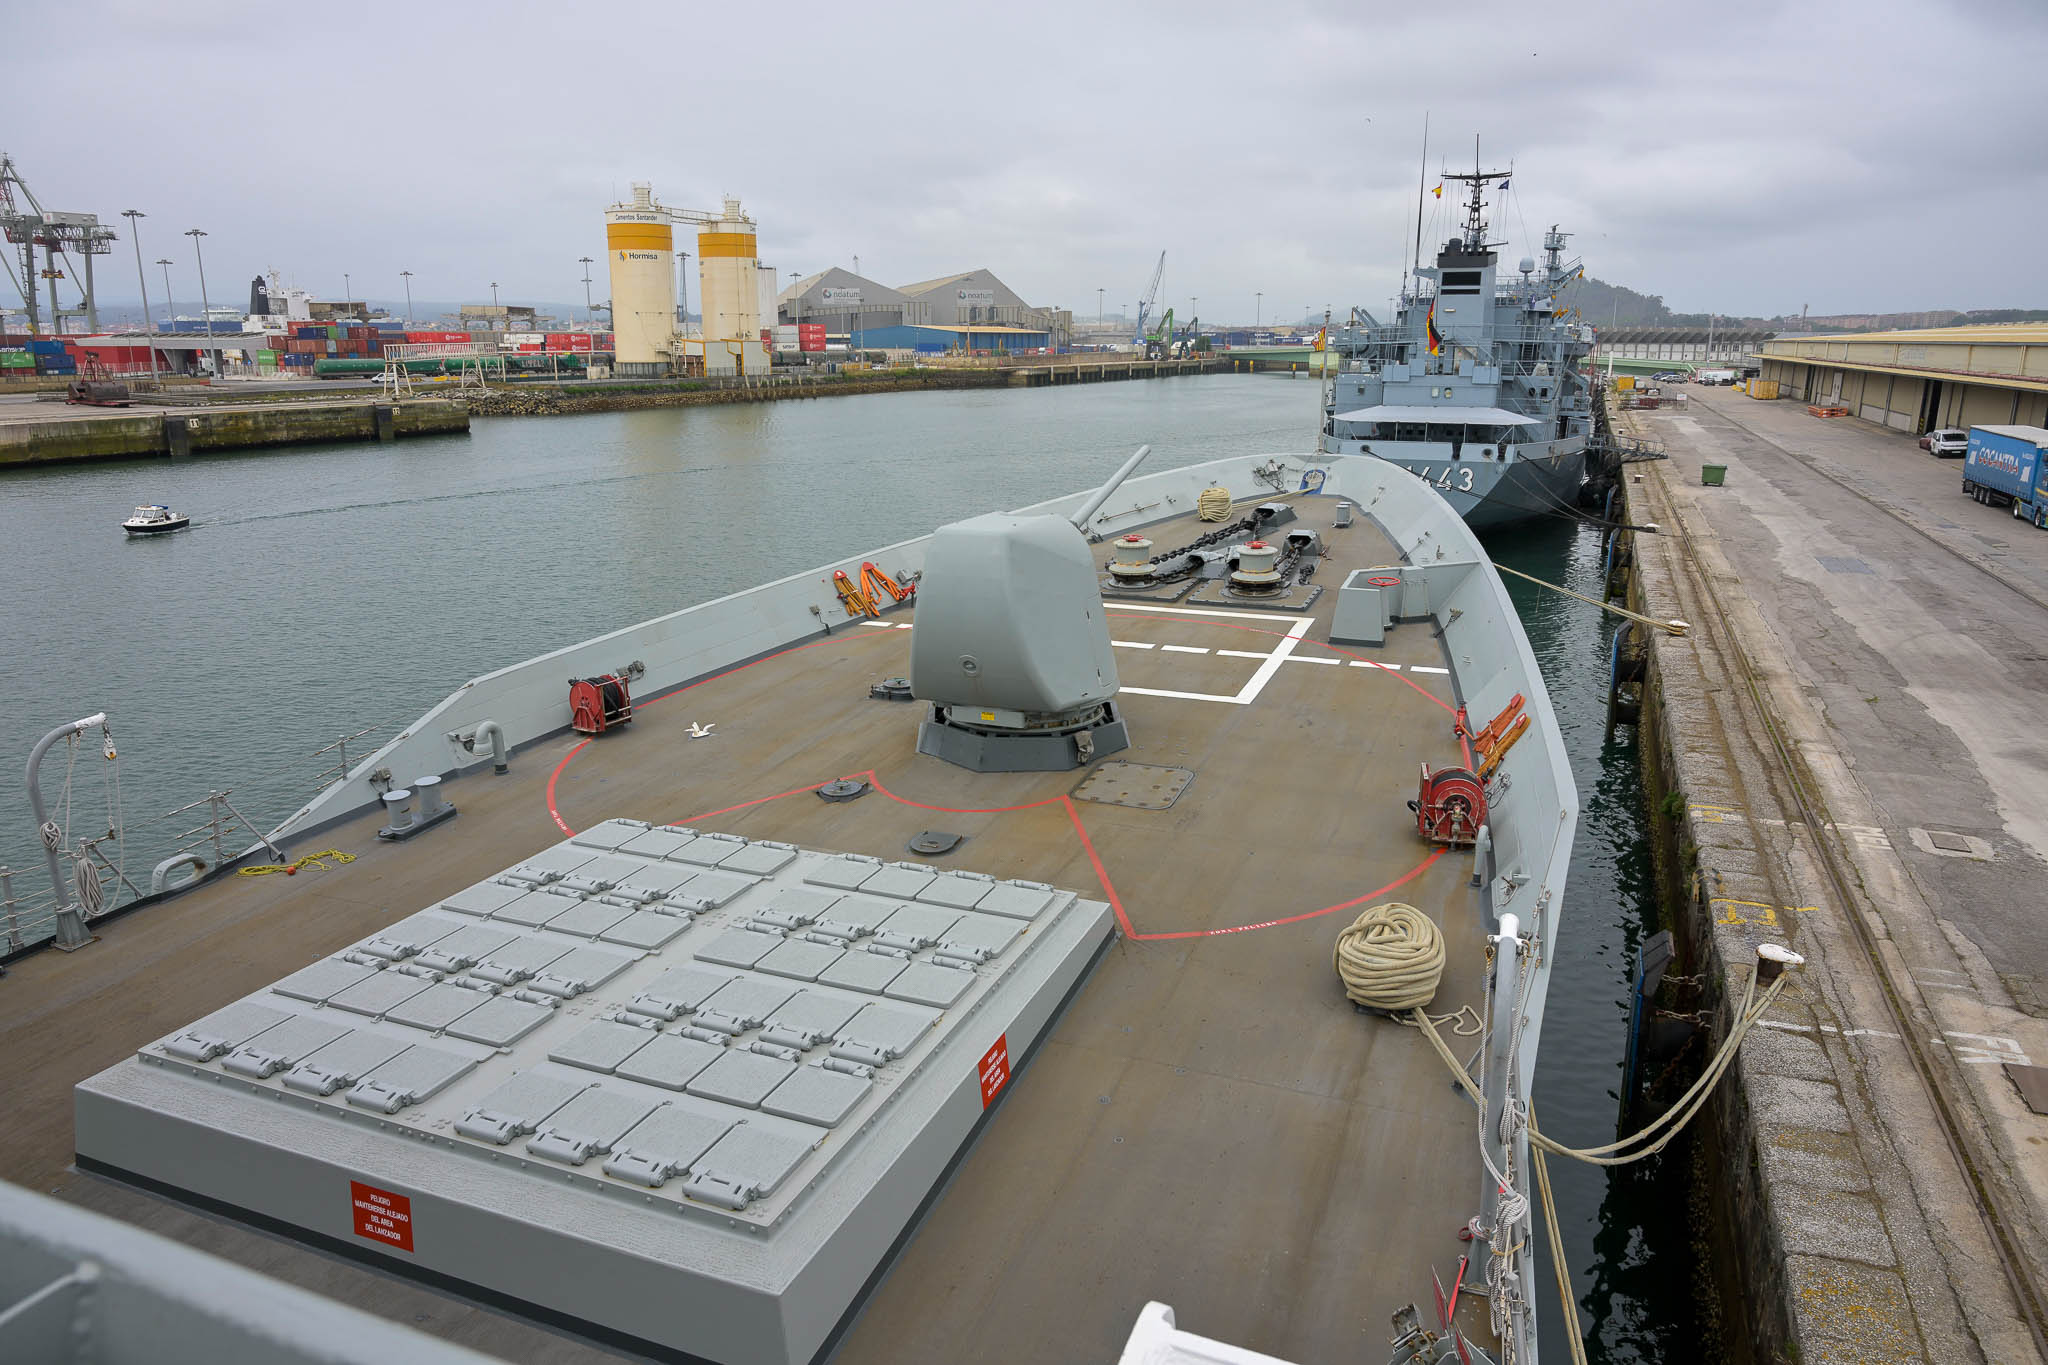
[1440,136,1512,252]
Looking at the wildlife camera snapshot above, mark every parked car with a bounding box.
[1926,428,1968,458]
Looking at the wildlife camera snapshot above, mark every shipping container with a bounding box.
[1962,425,2048,507]
[1747,379,1779,400]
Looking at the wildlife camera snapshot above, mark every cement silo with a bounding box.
[697,196,767,375]
[605,182,677,378]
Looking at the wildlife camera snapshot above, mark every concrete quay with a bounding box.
[1616,388,2048,1362]
[0,394,469,466]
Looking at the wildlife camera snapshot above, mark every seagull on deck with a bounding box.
[687,722,716,739]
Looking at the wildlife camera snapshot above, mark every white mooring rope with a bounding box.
[1332,902,1445,1011]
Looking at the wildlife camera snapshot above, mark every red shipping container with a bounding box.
[798,323,825,338]
[568,334,593,352]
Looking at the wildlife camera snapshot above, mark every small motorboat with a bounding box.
[122,504,190,536]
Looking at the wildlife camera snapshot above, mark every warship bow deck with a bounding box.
[8,453,1574,1364]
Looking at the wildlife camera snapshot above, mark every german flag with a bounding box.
[1426,301,1442,356]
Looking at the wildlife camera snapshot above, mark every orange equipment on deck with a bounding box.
[1410,763,1488,846]
[569,674,634,735]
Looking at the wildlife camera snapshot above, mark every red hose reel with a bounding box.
[570,674,634,735]
[1411,762,1488,846]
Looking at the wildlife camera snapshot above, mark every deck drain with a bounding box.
[1071,762,1195,811]
[869,677,914,701]
[817,779,869,803]
[908,830,962,855]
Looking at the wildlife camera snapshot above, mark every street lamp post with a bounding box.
[184,231,214,382]
[121,210,159,380]
[343,271,351,310]
[579,257,594,322]
[490,282,499,310]
[400,270,413,323]
[1256,292,1262,329]
[1097,288,1104,324]
[156,260,176,337]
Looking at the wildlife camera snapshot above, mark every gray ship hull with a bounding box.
[1320,438,1589,530]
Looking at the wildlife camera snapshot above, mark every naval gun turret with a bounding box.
[909,446,1149,772]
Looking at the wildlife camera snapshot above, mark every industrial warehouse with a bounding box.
[1755,322,2048,432]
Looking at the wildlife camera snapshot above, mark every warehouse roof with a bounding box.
[1767,322,2048,346]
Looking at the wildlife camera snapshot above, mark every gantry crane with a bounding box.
[0,153,114,335]
[1131,250,1165,345]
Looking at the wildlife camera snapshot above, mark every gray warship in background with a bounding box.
[1322,161,1599,529]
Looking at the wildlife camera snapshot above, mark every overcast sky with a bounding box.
[8,0,2044,325]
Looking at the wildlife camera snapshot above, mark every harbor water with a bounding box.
[0,373,1696,1361]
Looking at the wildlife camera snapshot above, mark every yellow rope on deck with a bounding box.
[237,848,355,876]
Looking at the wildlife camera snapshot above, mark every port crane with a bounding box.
[1131,250,1165,345]
[0,152,113,334]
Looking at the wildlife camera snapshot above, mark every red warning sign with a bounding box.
[978,1033,1011,1108]
[350,1180,414,1252]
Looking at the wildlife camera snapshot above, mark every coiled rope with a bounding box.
[1332,902,1445,1011]
[237,848,356,877]
[1196,485,1233,522]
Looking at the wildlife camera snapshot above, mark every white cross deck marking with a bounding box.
[1109,604,1313,706]
[1110,640,1157,650]
[1160,645,1209,655]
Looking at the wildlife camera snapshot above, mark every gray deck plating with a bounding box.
[75,824,1113,1365]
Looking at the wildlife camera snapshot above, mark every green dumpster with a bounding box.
[1701,464,1727,487]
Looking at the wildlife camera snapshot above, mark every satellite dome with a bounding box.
[1518,257,1537,274]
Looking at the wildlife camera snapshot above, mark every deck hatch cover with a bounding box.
[755,939,845,982]
[674,870,759,907]
[382,982,497,1034]
[763,1067,872,1127]
[813,893,901,937]
[915,871,996,909]
[718,843,799,876]
[347,1044,477,1114]
[763,992,864,1042]
[936,911,1024,958]
[758,888,841,925]
[438,881,527,917]
[860,864,937,899]
[491,890,583,928]
[839,1002,939,1059]
[358,912,466,961]
[615,1033,728,1091]
[874,904,963,947]
[468,935,574,984]
[326,971,438,1019]
[804,854,883,890]
[157,1002,292,1062]
[220,1015,352,1078]
[604,1105,735,1186]
[617,828,695,859]
[632,966,737,1018]
[271,958,381,1004]
[442,995,556,1047]
[543,901,637,939]
[528,945,636,998]
[884,962,977,1008]
[976,883,1061,921]
[282,1030,410,1097]
[526,1088,661,1166]
[698,979,797,1029]
[689,1123,820,1201]
[671,834,747,866]
[612,864,701,895]
[696,929,783,969]
[549,1021,661,1075]
[570,819,651,851]
[412,924,519,973]
[600,911,693,950]
[512,845,597,878]
[817,953,909,995]
[686,1051,798,1108]
[455,1069,590,1144]
[568,853,654,886]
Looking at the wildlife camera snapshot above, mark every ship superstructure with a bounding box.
[1323,159,1597,528]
